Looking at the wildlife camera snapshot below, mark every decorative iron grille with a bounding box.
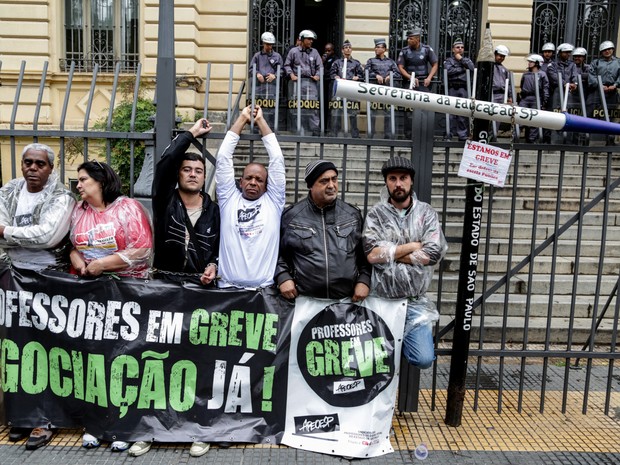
[389,1,481,83]
[531,1,569,52]
[438,1,481,65]
[250,0,293,60]
[389,0,431,60]
[389,1,480,63]
[576,1,618,58]
[531,0,618,58]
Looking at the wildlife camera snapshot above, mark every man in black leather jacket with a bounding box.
[275,160,371,301]
[153,119,220,286]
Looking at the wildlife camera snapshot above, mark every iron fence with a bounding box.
[0,60,619,417]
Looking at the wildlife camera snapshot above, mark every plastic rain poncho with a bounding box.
[70,196,153,278]
[363,187,447,300]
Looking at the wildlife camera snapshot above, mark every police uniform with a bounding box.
[547,58,579,109]
[588,55,620,112]
[366,38,400,138]
[397,30,438,138]
[397,45,437,92]
[322,50,338,133]
[492,63,512,103]
[519,70,549,142]
[575,61,593,116]
[248,49,283,128]
[540,56,554,142]
[444,43,474,140]
[330,44,363,137]
[284,44,323,134]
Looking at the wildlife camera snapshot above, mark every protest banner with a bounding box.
[0,266,405,457]
[282,295,405,458]
[0,265,291,443]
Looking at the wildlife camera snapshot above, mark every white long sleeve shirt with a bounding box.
[215,131,286,288]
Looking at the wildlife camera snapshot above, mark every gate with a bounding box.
[1,52,619,418]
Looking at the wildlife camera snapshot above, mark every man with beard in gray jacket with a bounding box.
[363,156,447,369]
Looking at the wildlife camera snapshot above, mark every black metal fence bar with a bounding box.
[32,61,48,145]
[82,64,99,163]
[106,63,123,165]
[9,61,26,179]
[128,63,143,198]
[519,147,544,413]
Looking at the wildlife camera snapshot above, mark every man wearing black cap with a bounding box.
[397,28,438,138]
[397,29,438,91]
[444,38,474,141]
[330,40,364,137]
[366,37,401,138]
[275,160,371,301]
[363,156,447,368]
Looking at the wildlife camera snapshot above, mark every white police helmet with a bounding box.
[556,43,574,53]
[572,47,587,57]
[261,32,276,44]
[494,45,510,56]
[599,41,615,51]
[541,42,555,52]
[525,54,544,66]
[299,30,317,40]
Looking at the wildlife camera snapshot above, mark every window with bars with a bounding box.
[62,0,139,72]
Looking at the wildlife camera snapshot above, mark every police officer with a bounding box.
[249,32,283,129]
[572,47,592,115]
[444,38,474,141]
[492,45,512,104]
[322,43,338,134]
[588,41,620,143]
[547,43,579,111]
[284,29,322,135]
[330,40,363,138]
[397,29,438,138]
[519,54,549,143]
[366,37,400,138]
[538,42,555,142]
[588,41,620,110]
[540,42,555,74]
[572,47,590,91]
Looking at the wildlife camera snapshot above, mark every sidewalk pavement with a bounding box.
[1,362,619,465]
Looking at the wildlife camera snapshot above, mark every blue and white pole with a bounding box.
[333,79,620,135]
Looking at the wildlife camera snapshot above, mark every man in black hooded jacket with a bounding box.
[153,118,220,285]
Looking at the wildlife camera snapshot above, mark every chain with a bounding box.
[151,268,204,278]
[468,95,476,140]
[6,260,209,281]
[509,101,516,155]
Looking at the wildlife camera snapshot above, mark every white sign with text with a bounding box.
[458,140,512,187]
